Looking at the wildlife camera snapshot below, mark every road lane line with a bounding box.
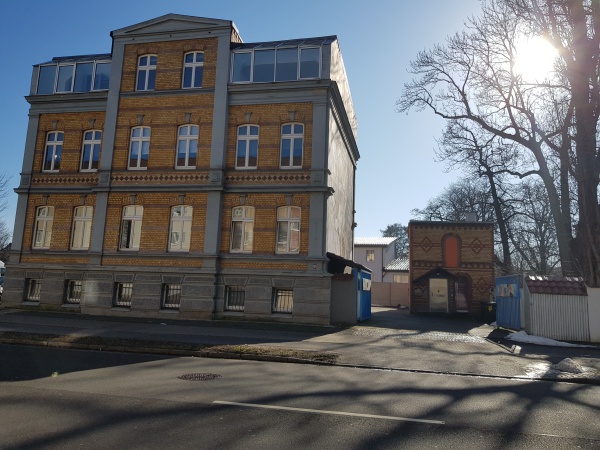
[213,400,445,425]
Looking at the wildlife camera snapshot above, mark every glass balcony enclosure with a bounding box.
[35,54,111,95]
[231,36,334,84]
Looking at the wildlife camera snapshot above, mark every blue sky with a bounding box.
[0,0,481,238]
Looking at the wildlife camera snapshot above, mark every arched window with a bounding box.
[128,126,151,169]
[443,235,460,268]
[43,131,63,172]
[71,206,93,250]
[230,206,254,253]
[169,205,193,252]
[80,130,102,171]
[120,205,143,250]
[136,55,157,91]
[33,206,54,249]
[182,52,204,88]
[276,206,300,254]
[176,125,198,169]
[280,123,303,169]
[236,125,259,169]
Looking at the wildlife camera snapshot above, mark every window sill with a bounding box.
[111,307,131,312]
[126,167,148,171]
[61,303,80,309]
[21,301,40,306]
[159,308,180,314]
[175,166,196,170]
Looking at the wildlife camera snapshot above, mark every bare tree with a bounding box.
[398,0,600,285]
[0,173,12,261]
[380,223,408,258]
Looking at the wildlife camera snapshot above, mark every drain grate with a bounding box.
[178,373,222,381]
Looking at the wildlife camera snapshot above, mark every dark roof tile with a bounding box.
[525,276,587,296]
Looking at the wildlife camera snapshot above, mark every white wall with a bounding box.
[588,287,600,343]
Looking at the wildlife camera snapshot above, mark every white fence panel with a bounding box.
[530,294,590,342]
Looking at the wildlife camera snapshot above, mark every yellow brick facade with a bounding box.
[408,222,495,315]
[7,15,359,326]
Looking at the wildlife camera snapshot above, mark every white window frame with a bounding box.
[43,131,64,172]
[136,54,157,91]
[175,125,198,169]
[55,64,75,93]
[119,205,143,251]
[236,125,259,169]
[393,274,409,284]
[182,51,204,89]
[366,250,375,262]
[70,206,93,250]
[80,130,102,172]
[169,205,193,252]
[128,126,151,170]
[230,206,255,253]
[280,123,303,169]
[276,206,300,254]
[33,206,54,249]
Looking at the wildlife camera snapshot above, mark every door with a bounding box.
[429,278,448,313]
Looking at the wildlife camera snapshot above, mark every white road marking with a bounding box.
[213,400,445,425]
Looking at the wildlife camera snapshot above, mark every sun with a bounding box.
[514,35,558,82]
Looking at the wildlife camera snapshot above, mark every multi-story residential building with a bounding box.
[353,237,397,282]
[3,14,359,325]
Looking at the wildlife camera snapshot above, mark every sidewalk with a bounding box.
[1,306,599,384]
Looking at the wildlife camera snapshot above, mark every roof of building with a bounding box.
[354,237,397,247]
[232,36,337,50]
[385,257,409,271]
[525,276,587,296]
[37,53,112,66]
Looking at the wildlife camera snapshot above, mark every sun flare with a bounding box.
[514,36,558,81]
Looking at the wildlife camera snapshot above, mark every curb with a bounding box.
[2,337,600,386]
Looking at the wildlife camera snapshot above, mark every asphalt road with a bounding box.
[2,344,600,449]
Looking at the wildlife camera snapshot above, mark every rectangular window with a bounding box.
[253,49,275,82]
[162,284,181,310]
[73,62,94,93]
[37,65,57,95]
[56,65,75,92]
[33,206,54,249]
[129,127,150,169]
[120,205,143,250]
[393,274,408,284]
[272,288,293,314]
[366,250,375,262]
[71,206,93,250]
[225,286,245,311]
[232,52,252,82]
[113,282,133,308]
[93,62,111,90]
[43,131,64,172]
[176,125,198,169]
[275,48,298,82]
[24,278,42,302]
[300,47,321,79]
[81,130,102,171]
[236,125,259,169]
[64,280,82,304]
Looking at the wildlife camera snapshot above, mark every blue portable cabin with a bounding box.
[495,275,521,330]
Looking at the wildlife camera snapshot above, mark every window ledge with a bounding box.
[110,307,131,312]
[159,308,180,314]
[61,304,80,309]
[21,301,40,306]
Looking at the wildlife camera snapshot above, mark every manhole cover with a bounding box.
[178,373,222,381]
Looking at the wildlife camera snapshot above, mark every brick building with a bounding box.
[3,14,359,325]
[408,221,495,316]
